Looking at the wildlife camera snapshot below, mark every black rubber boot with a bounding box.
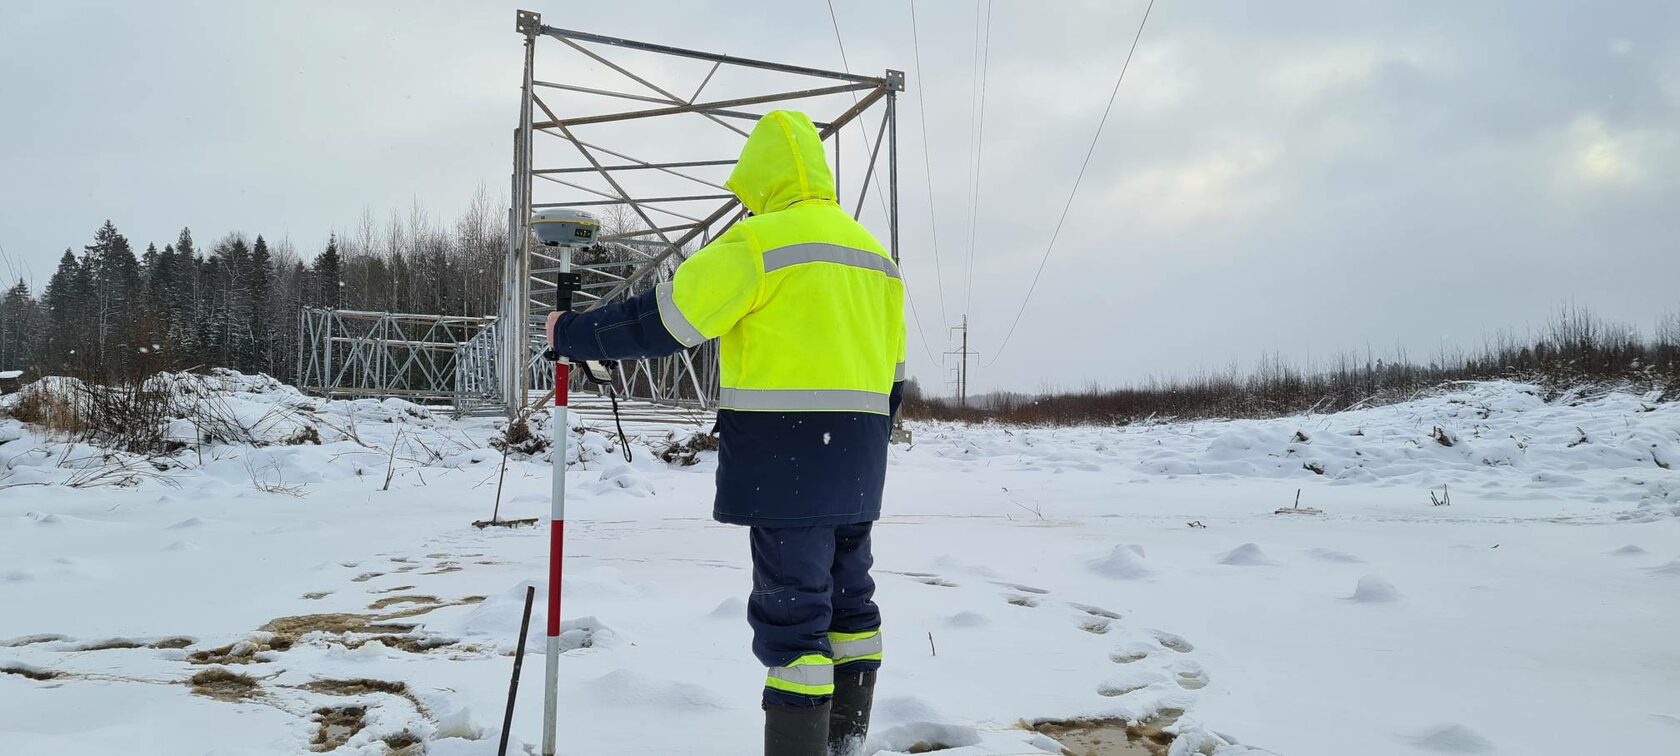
[828,669,876,756]
[765,700,831,756]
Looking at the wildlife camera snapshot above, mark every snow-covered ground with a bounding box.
[2,373,1677,755]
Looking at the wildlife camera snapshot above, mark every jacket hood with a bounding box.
[726,110,837,215]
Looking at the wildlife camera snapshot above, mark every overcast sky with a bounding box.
[3,0,1677,394]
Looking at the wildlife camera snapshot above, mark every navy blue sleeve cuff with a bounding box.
[550,289,687,362]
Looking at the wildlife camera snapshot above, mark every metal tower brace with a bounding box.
[503,9,905,419]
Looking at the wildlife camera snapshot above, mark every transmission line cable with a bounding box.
[986,0,1156,367]
[825,0,891,222]
[827,0,939,369]
[963,0,993,316]
[909,0,952,330]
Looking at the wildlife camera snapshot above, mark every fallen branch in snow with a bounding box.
[1275,488,1324,516]
[1430,485,1452,507]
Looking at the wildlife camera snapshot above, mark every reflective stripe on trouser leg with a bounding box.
[828,629,882,666]
[765,654,835,698]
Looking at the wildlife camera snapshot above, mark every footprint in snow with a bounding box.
[1077,618,1111,634]
[1108,642,1155,664]
[995,582,1050,594]
[1150,630,1194,653]
[1004,594,1042,608]
[1070,603,1121,620]
[1171,661,1210,690]
[910,576,958,588]
[1096,668,1171,697]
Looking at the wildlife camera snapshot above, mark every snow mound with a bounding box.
[1609,544,1647,556]
[1217,543,1278,566]
[1308,547,1366,563]
[581,668,728,710]
[1648,561,1680,576]
[452,583,620,653]
[1407,723,1496,752]
[1349,575,1402,603]
[867,722,983,754]
[1089,545,1152,579]
[705,597,745,620]
[945,611,989,628]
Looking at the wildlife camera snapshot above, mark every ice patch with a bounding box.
[1089,545,1152,579]
[1349,575,1401,603]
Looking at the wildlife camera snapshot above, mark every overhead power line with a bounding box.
[908,0,952,330]
[986,0,1157,368]
[963,0,993,317]
[826,0,939,369]
[824,0,891,222]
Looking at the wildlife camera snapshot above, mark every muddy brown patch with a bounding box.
[187,668,261,701]
[149,636,195,649]
[1028,716,1176,756]
[383,731,423,753]
[301,591,332,600]
[367,595,439,611]
[1,664,61,681]
[2,634,67,647]
[370,585,417,594]
[76,638,145,651]
[304,678,408,697]
[189,639,277,665]
[312,705,366,751]
[351,572,385,583]
[422,563,462,575]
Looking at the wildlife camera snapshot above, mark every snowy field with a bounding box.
[2,373,1678,755]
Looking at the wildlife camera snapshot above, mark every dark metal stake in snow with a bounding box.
[499,585,537,756]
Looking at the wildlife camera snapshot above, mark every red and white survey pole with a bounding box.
[529,208,597,756]
[542,355,568,755]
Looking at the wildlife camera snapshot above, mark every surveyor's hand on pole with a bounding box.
[545,310,566,350]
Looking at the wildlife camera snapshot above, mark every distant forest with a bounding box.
[905,305,1680,424]
[0,192,516,383]
[4,198,1677,425]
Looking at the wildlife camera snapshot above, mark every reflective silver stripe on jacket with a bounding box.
[831,633,883,664]
[655,281,706,347]
[719,388,890,414]
[761,243,901,279]
[767,662,834,688]
[894,362,906,381]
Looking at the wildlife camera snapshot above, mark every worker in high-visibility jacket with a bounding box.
[546,109,905,756]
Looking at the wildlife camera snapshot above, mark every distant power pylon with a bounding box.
[945,314,979,406]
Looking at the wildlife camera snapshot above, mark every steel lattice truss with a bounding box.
[297,309,502,415]
[502,9,905,417]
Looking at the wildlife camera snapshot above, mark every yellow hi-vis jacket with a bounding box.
[550,110,906,526]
